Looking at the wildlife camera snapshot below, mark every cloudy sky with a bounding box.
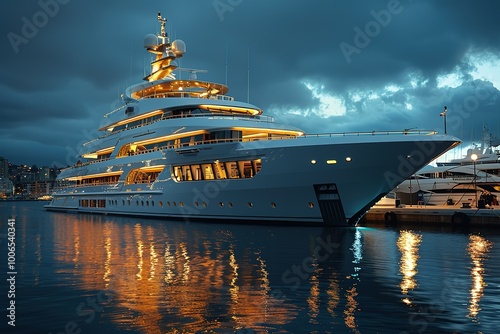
[1,0,499,167]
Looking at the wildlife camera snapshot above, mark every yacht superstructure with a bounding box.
[45,12,461,226]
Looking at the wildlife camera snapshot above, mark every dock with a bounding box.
[360,203,500,227]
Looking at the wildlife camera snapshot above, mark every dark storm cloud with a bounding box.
[1,0,499,166]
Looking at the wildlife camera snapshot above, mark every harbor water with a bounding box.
[1,201,500,333]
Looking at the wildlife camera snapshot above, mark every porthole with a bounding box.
[271,202,277,208]
[345,157,352,162]
[179,202,183,207]
[219,202,224,207]
[202,202,207,207]
[152,201,154,206]
[248,202,253,208]
[146,201,149,206]
[173,201,177,206]
[228,202,233,208]
[159,201,163,207]
[326,160,337,165]
[136,200,139,206]
[122,200,125,206]
[141,200,144,206]
[311,160,317,165]
[167,201,170,207]
[194,202,199,207]
[308,202,314,208]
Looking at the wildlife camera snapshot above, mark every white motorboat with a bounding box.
[394,164,500,207]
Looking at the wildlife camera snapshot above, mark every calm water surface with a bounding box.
[1,201,500,333]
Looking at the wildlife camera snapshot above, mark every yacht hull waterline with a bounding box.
[44,13,461,226]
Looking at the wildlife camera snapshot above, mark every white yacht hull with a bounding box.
[45,135,459,226]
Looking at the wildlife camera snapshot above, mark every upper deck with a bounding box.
[129,79,231,101]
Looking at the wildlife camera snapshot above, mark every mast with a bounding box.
[142,12,186,82]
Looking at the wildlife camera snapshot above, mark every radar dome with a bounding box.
[172,39,186,57]
[144,34,158,49]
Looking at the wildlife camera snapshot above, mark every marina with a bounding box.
[366,130,500,228]
[363,203,500,227]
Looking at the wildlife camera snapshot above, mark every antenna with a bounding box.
[157,11,169,44]
[225,42,228,86]
[247,46,250,103]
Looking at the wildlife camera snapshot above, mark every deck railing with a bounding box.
[84,112,275,147]
[65,129,439,172]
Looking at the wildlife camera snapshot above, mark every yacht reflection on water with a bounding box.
[24,212,495,332]
[43,214,369,332]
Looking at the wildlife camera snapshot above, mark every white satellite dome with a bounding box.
[171,39,186,57]
[144,34,158,49]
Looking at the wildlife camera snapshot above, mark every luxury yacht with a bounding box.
[44,13,461,226]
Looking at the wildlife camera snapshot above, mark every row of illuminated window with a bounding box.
[103,199,317,209]
[173,159,262,182]
[79,199,106,208]
[125,170,162,185]
[116,130,243,158]
[76,175,120,185]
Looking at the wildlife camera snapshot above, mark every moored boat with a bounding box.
[44,12,461,226]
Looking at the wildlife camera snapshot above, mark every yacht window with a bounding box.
[173,166,182,181]
[238,160,254,178]
[125,166,165,184]
[183,165,193,181]
[191,165,202,180]
[213,161,227,179]
[202,164,215,180]
[225,162,240,179]
[172,158,262,182]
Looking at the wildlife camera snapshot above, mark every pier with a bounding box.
[360,203,500,227]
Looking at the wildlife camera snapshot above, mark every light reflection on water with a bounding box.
[397,230,422,305]
[467,234,492,321]
[1,201,500,333]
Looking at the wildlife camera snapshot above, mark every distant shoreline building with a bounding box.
[0,177,14,198]
[0,157,60,199]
